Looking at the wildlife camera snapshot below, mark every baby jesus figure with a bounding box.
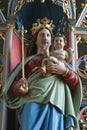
[40,33,74,76]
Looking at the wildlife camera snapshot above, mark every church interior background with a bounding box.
[0,0,87,130]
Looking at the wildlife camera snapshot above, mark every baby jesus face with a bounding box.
[53,36,65,50]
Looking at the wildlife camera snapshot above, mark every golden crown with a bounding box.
[31,17,55,35]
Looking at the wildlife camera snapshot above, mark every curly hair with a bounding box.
[53,33,66,43]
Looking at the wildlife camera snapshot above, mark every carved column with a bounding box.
[68,26,76,70]
[1,24,15,130]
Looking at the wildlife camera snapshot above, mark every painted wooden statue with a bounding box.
[3,17,82,130]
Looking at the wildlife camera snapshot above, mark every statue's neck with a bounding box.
[37,47,50,58]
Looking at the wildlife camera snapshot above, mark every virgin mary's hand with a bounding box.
[46,57,68,75]
[11,78,28,97]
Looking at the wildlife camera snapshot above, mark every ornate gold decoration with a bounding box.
[68,27,75,32]
[7,24,15,29]
[0,33,5,41]
[77,55,87,79]
[77,69,87,79]
[13,0,56,15]
[41,0,55,3]
[13,0,26,15]
[81,14,87,27]
[62,0,69,17]
[31,17,55,35]
[80,119,87,129]
[83,87,87,99]
[8,0,76,17]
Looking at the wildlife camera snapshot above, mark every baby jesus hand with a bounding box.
[41,56,58,76]
[67,47,74,55]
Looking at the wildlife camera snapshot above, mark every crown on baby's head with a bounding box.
[31,17,55,35]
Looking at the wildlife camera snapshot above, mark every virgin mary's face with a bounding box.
[36,28,52,50]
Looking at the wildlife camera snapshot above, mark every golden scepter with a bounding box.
[15,25,28,96]
[21,25,25,79]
